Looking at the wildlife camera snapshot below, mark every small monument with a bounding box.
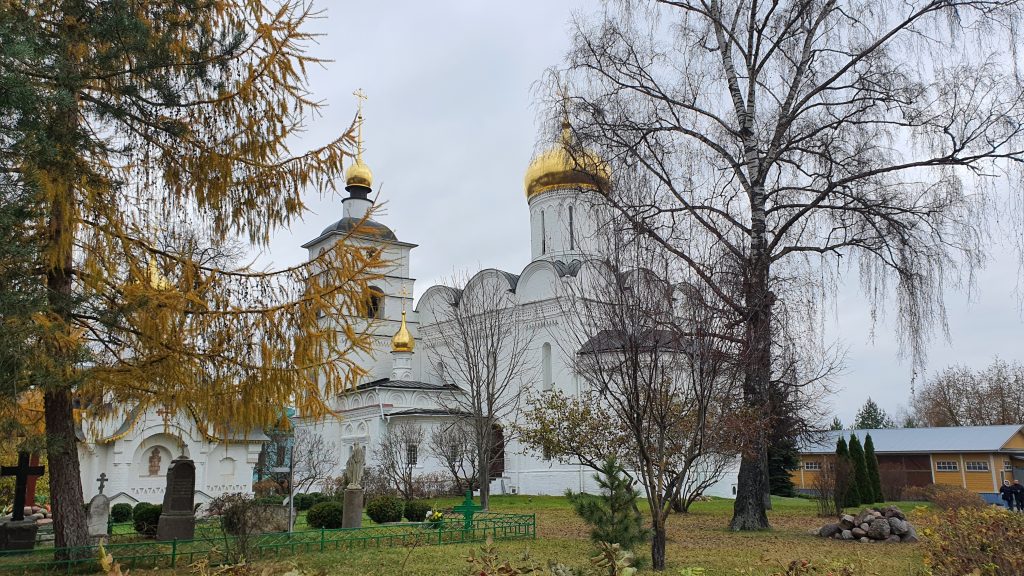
[0,452,45,551]
[87,473,111,542]
[342,444,366,528]
[156,456,196,541]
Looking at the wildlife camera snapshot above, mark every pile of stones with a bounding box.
[817,506,918,543]
[0,506,53,527]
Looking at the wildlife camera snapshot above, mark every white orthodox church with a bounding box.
[293,114,741,499]
[75,111,738,507]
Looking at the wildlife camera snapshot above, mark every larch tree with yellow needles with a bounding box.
[1,0,383,553]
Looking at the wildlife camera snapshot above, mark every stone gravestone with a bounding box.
[156,457,196,541]
[0,452,45,551]
[87,473,111,543]
[342,444,366,529]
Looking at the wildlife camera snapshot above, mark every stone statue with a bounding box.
[148,447,162,476]
[344,444,366,489]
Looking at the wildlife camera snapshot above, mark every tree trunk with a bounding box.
[43,4,90,554]
[477,440,490,510]
[651,521,667,571]
[730,188,773,531]
[44,388,89,556]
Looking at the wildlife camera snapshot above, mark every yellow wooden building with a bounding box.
[793,425,1024,498]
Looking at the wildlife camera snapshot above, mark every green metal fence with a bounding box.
[0,513,536,574]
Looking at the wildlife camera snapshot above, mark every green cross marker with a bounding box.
[452,490,481,530]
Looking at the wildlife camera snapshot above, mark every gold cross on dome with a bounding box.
[352,88,368,161]
[353,88,368,112]
[399,285,409,313]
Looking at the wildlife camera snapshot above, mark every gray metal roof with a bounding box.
[318,217,396,241]
[356,378,456,392]
[800,425,1024,454]
[386,408,467,417]
[578,329,692,355]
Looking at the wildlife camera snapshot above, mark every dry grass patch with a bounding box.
[124,496,926,576]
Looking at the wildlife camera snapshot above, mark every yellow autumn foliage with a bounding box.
[6,1,384,449]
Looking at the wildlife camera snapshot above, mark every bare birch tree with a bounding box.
[521,232,743,570]
[554,0,1024,530]
[424,273,533,509]
[428,419,480,493]
[290,428,339,495]
[379,421,423,500]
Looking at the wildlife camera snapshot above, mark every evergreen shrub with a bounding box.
[254,495,285,506]
[566,456,649,551]
[863,434,884,503]
[294,492,328,511]
[306,501,345,529]
[366,496,404,523]
[111,503,133,523]
[403,499,432,522]
[835,437,860,507]
[292,493,311,511]
[848,434,872,504]
[132,503,162,536]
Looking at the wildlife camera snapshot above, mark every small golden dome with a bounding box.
[524,122,609,200]
[345,160,373,189]
[391,310,414,353]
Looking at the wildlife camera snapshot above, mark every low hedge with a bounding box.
[403,499,432,523]
[366,496,403,524]
[293,492,331,511]
[132,503,162,536]
[110,503,133,523]
[306,501,345,529]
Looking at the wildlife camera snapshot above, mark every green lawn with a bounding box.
[118,495,928,576]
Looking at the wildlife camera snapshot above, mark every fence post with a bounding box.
[171,539,178,569]
[320,528,325,552]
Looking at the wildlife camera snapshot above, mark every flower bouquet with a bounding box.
[424,509,444,529]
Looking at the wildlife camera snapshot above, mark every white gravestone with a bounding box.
[87,473,111,541]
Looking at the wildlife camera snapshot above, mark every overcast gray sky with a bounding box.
[260,1,1024,426]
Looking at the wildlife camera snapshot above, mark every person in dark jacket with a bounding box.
[1012,479,1024,512]
[999,480,1014,509]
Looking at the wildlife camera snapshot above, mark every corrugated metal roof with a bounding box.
[800,425,1024,454]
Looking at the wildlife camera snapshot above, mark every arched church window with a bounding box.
[363,286,384,319]
[568,206,575,250]
[542,343,552,392]
[436,361,445,383]
[541,210,547,255]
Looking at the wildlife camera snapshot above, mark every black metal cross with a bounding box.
[1,452,45,522]
[96,473,108,495]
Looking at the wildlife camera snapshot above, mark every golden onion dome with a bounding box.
[391,310,414,353]
[345,159,373,189]
[524,121,610,200]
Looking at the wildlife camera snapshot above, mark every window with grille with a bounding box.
[1005,460,1014,471]
[935,461,958,472]
[965,461,989,472]
[803,461,821,471]
[406,444,418,466]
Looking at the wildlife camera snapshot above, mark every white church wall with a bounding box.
[515,261,559,304]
